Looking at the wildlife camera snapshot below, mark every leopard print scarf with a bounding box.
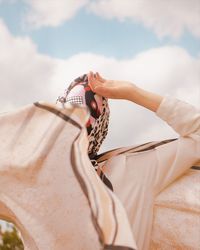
[56,74,113,191]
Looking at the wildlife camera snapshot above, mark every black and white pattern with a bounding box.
[88,97,110,158]
[66,96,84,105]
[56,74,112,190]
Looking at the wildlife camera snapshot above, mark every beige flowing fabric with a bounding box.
[151,167,200,249]
[0,102,136,250]
[96,96,200,250]
[0,96,199,250]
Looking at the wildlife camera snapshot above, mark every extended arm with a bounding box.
[88,71,163,112]
[88,71,200,193]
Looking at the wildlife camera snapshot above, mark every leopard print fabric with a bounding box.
[87,97,110,159]
[56,74,110,158]
[56,74,113,190]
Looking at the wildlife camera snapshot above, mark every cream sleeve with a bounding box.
[153,95,200,194]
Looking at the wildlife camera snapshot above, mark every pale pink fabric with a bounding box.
[0,102,136,250]
[98,96,200,250]
[0,96,199,250]
[150,168,200,249]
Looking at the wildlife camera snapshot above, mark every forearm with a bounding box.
[127,84,164,112]
[88,72,163,112]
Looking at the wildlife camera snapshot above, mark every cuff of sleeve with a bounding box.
[156,95,178,121]
[156,95,200,136]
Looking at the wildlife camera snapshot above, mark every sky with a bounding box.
[0,0,200,230]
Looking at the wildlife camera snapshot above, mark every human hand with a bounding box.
[88,71,164,112]
[88,71,136,100]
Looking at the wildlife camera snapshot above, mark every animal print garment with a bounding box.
[56,74,113,190]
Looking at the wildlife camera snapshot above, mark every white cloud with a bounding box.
[2,0,199,39]
[0,19,57,109]
[0,19,199,153]
[87,0,200,39]
[24,0,88,28]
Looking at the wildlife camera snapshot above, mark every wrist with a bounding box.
[128,85,163,112]
[125,83,139,101]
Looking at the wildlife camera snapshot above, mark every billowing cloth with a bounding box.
[95,96,200,250]
[56,74,113,190]
[0,96,199,250]
[0,101,136,250]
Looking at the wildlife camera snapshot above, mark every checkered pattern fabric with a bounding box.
[66,96,84,105]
